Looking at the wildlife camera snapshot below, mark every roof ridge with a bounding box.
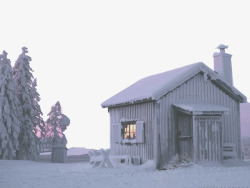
[101,62,246,108]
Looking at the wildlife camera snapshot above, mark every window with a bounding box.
[123,122,136,139]
[112,120,144,144]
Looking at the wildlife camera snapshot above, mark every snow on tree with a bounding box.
[46,101,70,147]
[30,78,46,151]
[0,51,21,159]
[13,47,41,160]
[40,121,54,151]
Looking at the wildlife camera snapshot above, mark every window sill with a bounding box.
[122,139,137,144]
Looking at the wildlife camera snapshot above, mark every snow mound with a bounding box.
[140,160,156,171]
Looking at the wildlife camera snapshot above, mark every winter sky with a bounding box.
[0,0,250,149]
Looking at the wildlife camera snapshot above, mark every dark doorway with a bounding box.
[177,112,192,161]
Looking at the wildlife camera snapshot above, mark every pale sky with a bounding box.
[1,0,250,149]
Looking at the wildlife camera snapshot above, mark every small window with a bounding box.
[123,123,136,139]
[113,120,144,144]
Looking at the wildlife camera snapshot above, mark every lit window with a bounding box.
[123,123,136,139]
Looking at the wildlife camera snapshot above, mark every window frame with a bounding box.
[121,121,137,144]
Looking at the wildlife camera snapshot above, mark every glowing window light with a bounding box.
[123,123,136,139]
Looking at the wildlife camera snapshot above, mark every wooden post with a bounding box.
[154,101,163,169]
[193,116,197,163]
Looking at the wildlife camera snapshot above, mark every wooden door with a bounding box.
[193,116,222,163]
[177,113,192,161]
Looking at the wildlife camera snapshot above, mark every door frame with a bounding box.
[176,111,193,161]
[193,115,222,163]
[173,105,224,163]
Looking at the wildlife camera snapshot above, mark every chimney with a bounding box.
[213,44,233,86]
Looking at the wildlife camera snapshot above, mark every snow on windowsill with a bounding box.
[122,139,137,144]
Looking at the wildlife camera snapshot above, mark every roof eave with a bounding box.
[211,79,247,103]
[101,98,155,108]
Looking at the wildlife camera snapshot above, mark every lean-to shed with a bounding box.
[101,45,247,168]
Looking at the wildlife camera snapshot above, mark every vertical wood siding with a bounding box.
[108,72,241,165]
[193,116,222,163]
[158,73,241,165]
[109,102,155,163]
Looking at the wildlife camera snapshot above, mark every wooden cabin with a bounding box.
[101,45,247,167]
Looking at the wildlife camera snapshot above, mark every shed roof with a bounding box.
[173,103,230,115]
[102,62,247,108]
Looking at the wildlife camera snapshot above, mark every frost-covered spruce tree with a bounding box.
[41,121,53,151]
[46,101,70,146]
[13,47,39,160]
[0,51,20,159]
[30,79,46,151]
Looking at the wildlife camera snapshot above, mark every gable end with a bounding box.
[212,79,246,103]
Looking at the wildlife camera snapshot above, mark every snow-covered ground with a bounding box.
[1,159,250,188]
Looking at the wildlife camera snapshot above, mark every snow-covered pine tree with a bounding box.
[13,47,39,160]
[30,78,46,151]
[40,121,54,151]
[46,101,70,146]
[0,51,20,159]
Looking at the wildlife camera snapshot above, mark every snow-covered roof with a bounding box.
[173,103,230,115]
[102,62,247,108]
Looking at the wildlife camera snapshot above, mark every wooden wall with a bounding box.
[108,72,241,165]
[109,102,155,163]
[158,72,241,165]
